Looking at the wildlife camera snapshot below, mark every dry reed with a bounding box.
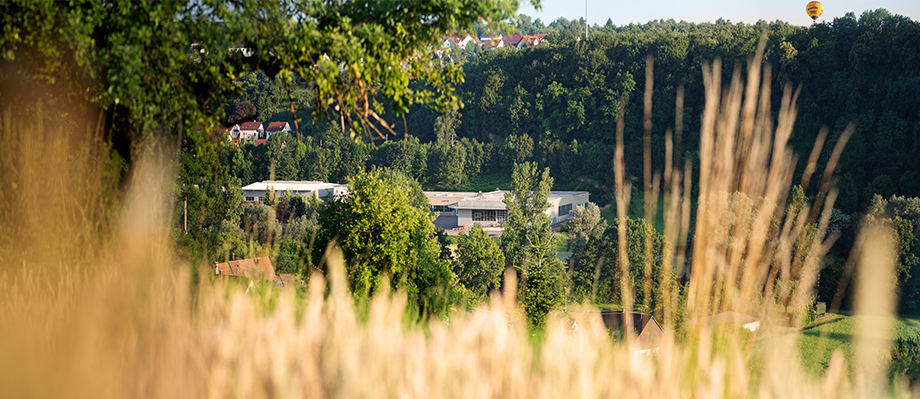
[0,41,914,398]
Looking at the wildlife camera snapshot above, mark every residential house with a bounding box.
[222,124,242,144]
[516,34,548,49]
[265,121,292,138]
[479,33,548,50]
[238,121,263,141]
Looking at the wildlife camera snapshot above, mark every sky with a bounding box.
[518,0,920,28]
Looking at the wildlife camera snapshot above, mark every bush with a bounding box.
[889,336,920,385]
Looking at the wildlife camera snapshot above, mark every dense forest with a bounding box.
[215,9,920,211]
[179,9,920,315]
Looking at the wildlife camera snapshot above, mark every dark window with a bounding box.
[473,209,496,221]
[559,204,573,216]
[432,205,456,214]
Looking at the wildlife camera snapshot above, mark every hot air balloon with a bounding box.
[806,1,823,22]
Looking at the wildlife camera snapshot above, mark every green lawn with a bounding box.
[598,192,677,234]
[794,313,920,374]
[458,173,512,192]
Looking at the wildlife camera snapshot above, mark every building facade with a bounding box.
[241,180,348,203]
[424,190,589,232]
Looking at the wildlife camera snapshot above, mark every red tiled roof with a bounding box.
[239,121,263,131]
[215,257,277,282]
[266,122,289,132]
[253,139,268,146]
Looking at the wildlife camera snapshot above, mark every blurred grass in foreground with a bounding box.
[1,40,918,397]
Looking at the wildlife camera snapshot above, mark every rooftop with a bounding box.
[242,180,345,192]
[423,190,588,210]
[215,257,277,282]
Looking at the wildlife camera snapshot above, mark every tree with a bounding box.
[1,0,522,181]
[428,144,467,190]
[434,111,462,146]
[316,170,461,313]
[275,239,303,275]
[207,176,244,227]
[562,202,607,251]
[454,223,505,301]
[373,167,430,212]
[866,194,920,313]
[569,218,672,314]
[500,162,556,320]
[228,101,257,122]
[241,203,281,245]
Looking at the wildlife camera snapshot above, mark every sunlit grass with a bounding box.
[457,172,512,192]
[794,313,920,374]
[2,39,916,397]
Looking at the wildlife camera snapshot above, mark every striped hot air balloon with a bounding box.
[806,1,823,22]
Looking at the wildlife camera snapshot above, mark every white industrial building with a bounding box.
[241,180,348,203]
[425,190,589,233]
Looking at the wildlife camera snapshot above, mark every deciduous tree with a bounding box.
[454,223,505,301]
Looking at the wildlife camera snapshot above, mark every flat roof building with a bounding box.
[241,180,348,203]
[424,190,589,234]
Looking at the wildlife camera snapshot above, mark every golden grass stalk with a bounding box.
[0,40,910,398]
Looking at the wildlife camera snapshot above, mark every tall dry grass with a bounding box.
[0,41,913,397]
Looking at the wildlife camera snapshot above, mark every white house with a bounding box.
[222,124,241,142]
[241,180,348,203]
[265,121,292,138]
[238,121,263,141]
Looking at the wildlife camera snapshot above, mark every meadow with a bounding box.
[1,42,917,399]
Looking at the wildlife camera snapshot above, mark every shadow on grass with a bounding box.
[801,315,848,332]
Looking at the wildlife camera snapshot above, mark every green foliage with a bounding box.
[562,202,607,251]
[500,162,554,273]
[0,0,523,184]
[454,223,505,301]
[866,194,920,313]
[209,176,244,226]
[569,217,673,314]
[371,167,430,212]
[499,162,559,325]
[522,254,565,327]
[316,170,461,314]
[889,336,920,385]
[428,144,468,190]
[793,314,920,375]
[283,195,321,245]
[275,239,303,275]
[241,203,281,245]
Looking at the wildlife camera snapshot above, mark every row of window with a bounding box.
[432,205,456,214]
[472,209,508,222]
[558,203,572,216]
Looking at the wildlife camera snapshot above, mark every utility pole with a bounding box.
[585,0,588,41]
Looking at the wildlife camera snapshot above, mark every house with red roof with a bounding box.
[221,124,242,143]
[266,121,292,138]
[238,121,263,141]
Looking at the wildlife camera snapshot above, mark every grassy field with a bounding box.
[458,173,513,192]
[598,192,676,234]
[794,313,920,374]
